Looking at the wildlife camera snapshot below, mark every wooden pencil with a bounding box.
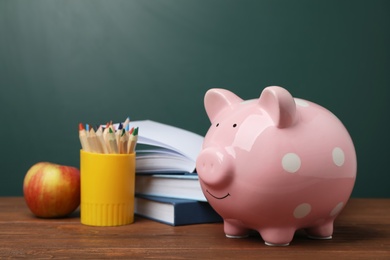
[79,120,138,154]
[79,123,91,152]
[119,129,129,154]
[123,117,130,131]
[88,127,103,153]
[96,126,109,154]
[107,127,119,154]
[128,127,138,154]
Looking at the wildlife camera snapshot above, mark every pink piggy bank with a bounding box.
[196,86,356,246]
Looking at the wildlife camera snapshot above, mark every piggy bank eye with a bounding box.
[233,124,237,128]
[216,123,219,127]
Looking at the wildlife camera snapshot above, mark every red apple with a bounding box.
[23,162,80,218]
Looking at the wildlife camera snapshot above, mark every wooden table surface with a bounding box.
[0,197,389,259]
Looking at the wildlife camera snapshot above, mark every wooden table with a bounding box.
[0,198,389,259]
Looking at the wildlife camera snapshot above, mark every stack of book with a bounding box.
[126,120,222,226]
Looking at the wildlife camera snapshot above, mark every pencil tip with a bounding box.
[133,127,139,135]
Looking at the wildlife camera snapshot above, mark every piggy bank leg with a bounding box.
[224,219,250,238]
[259,227,296,246]
[305,221,333,240]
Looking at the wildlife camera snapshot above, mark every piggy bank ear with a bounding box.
[258,86,297,128]
[204,88,243,122]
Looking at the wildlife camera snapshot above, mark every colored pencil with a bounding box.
[88,127,104,153]
[79,123,91,152]
[79,119,138,154]
[128,127,138,154]
[119,129,129,154]
[96,126,109,154]
[123,117,130,131]
[107,127,119,154]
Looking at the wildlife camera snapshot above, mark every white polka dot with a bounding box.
[282,153,301,173]
[330,202,344,217]
[294,203,312,219]
[294,98,309,107]
[332,147,345,166]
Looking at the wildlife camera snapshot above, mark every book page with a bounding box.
[128,120,204,161]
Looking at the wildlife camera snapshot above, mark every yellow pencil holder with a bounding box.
[80,150,135,226]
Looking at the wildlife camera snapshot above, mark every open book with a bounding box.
[127,120,204,174]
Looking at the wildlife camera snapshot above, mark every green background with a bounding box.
[1,0,389,197]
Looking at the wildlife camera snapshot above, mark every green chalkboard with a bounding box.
[0,0,389,197]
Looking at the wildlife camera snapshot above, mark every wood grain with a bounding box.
[0,198,389,259]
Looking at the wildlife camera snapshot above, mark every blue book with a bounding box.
[134,195,222,226]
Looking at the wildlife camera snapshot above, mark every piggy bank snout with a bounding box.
[196,148,233,186]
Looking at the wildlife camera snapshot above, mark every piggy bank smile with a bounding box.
[206,190,230,200]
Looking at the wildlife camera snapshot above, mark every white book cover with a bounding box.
[135,174,207,201]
